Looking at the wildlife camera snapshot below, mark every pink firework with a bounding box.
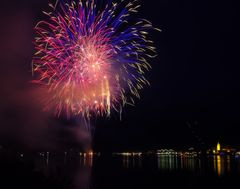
[32,0,158,118]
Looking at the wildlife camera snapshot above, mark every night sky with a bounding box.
[0,0,239,152]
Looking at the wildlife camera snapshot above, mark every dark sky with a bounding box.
[95,0,239,151]
[0,0,239,152]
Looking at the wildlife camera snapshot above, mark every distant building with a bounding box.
[210,142,236,155]
[217,142,221,153]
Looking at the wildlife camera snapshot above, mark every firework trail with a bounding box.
[32,0,159,119]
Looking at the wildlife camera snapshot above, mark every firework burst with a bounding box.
[33,0,159,118]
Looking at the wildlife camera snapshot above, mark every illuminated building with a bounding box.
[217,142,221,153]
[210,142,236,155]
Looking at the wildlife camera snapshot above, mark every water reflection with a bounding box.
[214,155,222,176]
[80,153,94,167]
[157,155,199,172]
[2,152,240,189]
[155,154,239,177]
[34,152,94,189]
[157,155,176,170]
[116,153,240,177]
[213,155,234,176]
[122,154,142,169]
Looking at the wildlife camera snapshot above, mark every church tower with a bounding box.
[217,142,221,153]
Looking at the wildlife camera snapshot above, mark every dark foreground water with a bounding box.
[1,152,240,189]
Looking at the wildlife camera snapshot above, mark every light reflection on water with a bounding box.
[33,153,240,178]
[2,152,240,189]
[157,155,199,172]
[122,155,142,169]
[117,154,240,177]
[33,153,94,189]
[213,155,236,177]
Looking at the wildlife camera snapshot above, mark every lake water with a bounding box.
[1,153,240,189]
